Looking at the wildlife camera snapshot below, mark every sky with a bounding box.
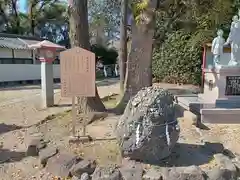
[19,0,27,12]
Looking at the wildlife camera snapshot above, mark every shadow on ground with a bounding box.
[145,142,234,167]
[0,84,61,91]
[0,123,23,135]
[0,149,26,164]
[54,104,72,108]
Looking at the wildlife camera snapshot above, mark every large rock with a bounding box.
[116,87,180,163]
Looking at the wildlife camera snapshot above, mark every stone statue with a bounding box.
[211,29,225,68]
[230,15,238,32]
[225,13,240,66]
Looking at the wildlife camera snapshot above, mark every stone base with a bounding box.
[216,98,240,108]
[201,108,240,124]
[204,66,240,99]
[175,95,240,124]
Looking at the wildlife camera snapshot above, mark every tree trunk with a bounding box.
[117,0,158,112]
[68,0,105,113]
[119,0,128,93]
[28,3,35,36]
[11,0,20,34]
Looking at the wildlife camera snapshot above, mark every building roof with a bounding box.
[0,33,44,50]
[28,40,66,50]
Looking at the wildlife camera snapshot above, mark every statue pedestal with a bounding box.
[175,66,240,124]
[199,66,240,123]
[202,66,240,102]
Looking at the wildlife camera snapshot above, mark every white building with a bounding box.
[0,33,61,85]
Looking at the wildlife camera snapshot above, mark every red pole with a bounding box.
[201,45,207,92]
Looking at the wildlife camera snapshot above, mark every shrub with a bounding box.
[152,31,202,85]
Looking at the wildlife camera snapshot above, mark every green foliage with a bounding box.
[131,0,148,24]
[91,44,118,65]
[153,31,202,85]
[88,0,120,42]
[153,0,235,85]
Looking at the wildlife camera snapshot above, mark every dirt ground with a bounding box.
[0,81,239,179]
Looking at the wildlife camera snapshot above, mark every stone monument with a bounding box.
[116,87,180,163]
[175,10,240,124]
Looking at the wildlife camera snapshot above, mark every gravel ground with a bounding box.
[0,81,239,179]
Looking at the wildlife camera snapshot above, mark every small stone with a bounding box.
[162,166,205,180]
[232,156,240,170]
[120,161,143,180]
[207,167,236,180]
[80,173,90,180]
[143,168,162,180]
[70,159,96,177]
[31,132,44,137]
[39,147,58,167]
[214,154,237,173]
[92,165,123,180]
[26,138,46,156]
[37,141,47,150]
[45,152,78,178]
[72,176,80,180]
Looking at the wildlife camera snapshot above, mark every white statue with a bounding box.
[230,15,238,31]
[225,12,240,66]
[211,29,225,68]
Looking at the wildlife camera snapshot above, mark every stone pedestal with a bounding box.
[41,62,54,108]
[202,67,240,102]
[175,66,240,124]
[200,66,240,123]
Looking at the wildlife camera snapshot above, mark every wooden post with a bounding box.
[72,96,76,136]
[82,114,86,136]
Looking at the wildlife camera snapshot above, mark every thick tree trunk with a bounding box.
[68,0,105,113]
[119,0,128,93]
[117,0,157,112]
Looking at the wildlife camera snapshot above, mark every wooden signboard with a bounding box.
[60,47,96,97]
[60,47,96,140]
